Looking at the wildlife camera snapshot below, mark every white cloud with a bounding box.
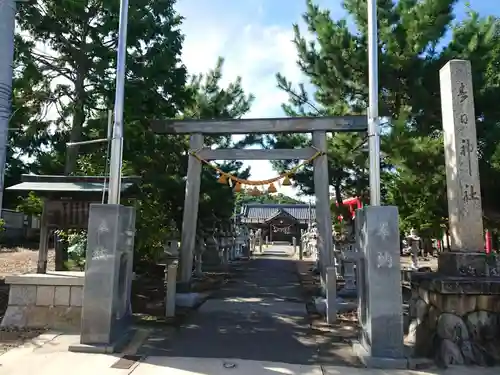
[180,16,303,118]
[177,1,309,199]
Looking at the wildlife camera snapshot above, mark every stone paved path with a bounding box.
[138,245,320,364]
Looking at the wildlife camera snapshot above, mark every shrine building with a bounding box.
[239,203,315,243]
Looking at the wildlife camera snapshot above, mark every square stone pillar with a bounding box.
[408,60,500,367]
[438,59,496,276]
[69,204,136,353]
[353,206,406,368]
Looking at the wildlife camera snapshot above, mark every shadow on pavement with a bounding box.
[137,356,325,375]
[137,246,360,367]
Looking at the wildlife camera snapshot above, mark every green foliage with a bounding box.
[269,0,500,238]
[66,231,88,271]
[123,59,253,261]
[234,191,302,213]
[9,1,254,266]
[382,111,447,237]
[15,192,43,216]
[51,229,87,271]
[330,201,353,225]
[188,59,254,232]
[15,0,192,175]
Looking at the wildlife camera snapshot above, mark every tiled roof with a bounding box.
[263,208,297,223]
[241,203,315,223]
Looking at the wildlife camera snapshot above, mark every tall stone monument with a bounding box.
[409,60,500,366]
[438,59,489,275]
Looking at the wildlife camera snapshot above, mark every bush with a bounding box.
[58,230,87,271]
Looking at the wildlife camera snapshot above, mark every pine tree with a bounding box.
[273,0,500,237]
[11,1,254,264]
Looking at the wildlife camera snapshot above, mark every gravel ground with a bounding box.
[0,247,55,278]
[400,254,438,270]
[0,328,47,355]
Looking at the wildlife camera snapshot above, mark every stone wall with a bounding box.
[408,273,500,366]
[1,272,84,332]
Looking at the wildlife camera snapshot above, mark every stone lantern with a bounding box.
[194,230,206,277]
[202,228,220,267]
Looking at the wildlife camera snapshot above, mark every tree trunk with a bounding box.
[334,181,342,206]
[64,75,86,175]
[422,237,433,257]
[57,71,86,271]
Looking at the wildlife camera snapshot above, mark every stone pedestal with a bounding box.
[165,258,178,318]
[438,252,500,277]
[229,235,236,260]
[339,261,356,297]
[1,272,84,331]
[333,248,342,279]
[194,236,205,278]
[69,204,136,354]
[236,235,246,258]
[408,271,500,365]
[338,243,358,297]
[326,266,336,324]
[202,235,223,268]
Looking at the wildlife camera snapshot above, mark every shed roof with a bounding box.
[7,175,140,194]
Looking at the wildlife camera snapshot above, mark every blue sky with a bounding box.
[175,0,498,199]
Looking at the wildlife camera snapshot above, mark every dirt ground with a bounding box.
[0,245,229,352]
[296,254,439,366]
[400,254,438,270]
[0,247,55,279]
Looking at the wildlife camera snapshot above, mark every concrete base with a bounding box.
[1,271,137,333]
[438,251,500,277]
[409,272,500,366]
[352,340,409,369]
[313,296,357,316]
[68,329,135,354]
[1,272,84,331]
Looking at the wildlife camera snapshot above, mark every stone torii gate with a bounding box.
[151,116,368,289]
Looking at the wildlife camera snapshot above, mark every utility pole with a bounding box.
[367,0,381,206]
[107,0,129,204]
[0,0,17,214]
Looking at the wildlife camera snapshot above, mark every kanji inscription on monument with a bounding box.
[440,60,483,251]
